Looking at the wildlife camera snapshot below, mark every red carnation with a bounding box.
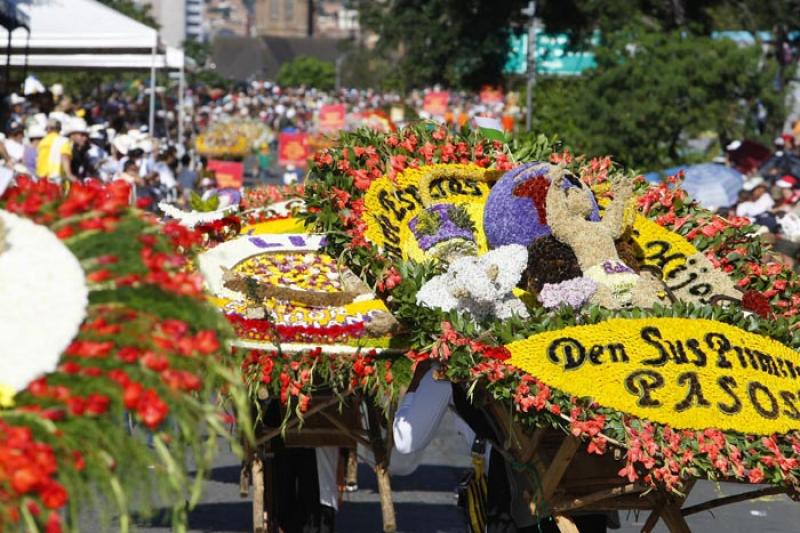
[85,393,110,416]
[40,481,68,509]
[742,290,771,318]
[122,381,143,410]
[136,389,169,429]
[11,467,39,494]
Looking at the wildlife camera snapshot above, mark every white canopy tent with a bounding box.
[1,0,189,136]
[8,0,158,51]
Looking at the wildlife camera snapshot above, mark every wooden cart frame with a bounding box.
[237,382,796,533]
[488,401,797,533]
[240,391,399,533]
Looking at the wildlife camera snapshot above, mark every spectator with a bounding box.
[63,118,93,182]
[176,153,198,202]
[737,182,778,232]
[4,122,25,170]
[37,118,61,179]
[23,124,45,176]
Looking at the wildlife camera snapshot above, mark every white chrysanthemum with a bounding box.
[416,244,529,321]
[0,210,88,402]
[158,202,238,228]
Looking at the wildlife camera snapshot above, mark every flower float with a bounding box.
[198,232,395,351]
[195,119,269,158]
[298,123,800,507]
[0,178,248,532]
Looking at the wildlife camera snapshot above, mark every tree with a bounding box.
[183,39,228,87]
[357,0,528,91]
[276,56,336,90]
[532,31,783,170]
[97,0,158,28]
[536,0,800,40]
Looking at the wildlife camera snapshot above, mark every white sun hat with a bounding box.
[26,124,46,140]
[64,117,89,135]
[112,133,132,155]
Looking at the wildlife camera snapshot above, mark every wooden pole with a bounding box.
[255,396,340,446]
[528,435,581,517]
[345,448,358,490]
[681,486,787,517]
[641,479,695,533]
[251,456,266,533]
[659,502,692,533]
[554,514,580,533]
[554,483,646,513]
[365,398,397,532]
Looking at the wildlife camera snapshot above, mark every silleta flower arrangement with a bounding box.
[297,123,800,501]
[0,178,249,532]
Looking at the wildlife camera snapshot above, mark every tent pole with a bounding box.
[21,30,29,94]
[5,30,12,95]
[149,40,156,136]
[177,57,185,149]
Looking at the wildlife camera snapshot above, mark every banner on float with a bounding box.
[319,103,346,133]
[278,132,310,168]
[480,86,504,104]
[423,91,449,117]
[507,317,800,435]
[207,159,244,189]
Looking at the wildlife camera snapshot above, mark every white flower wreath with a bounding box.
[0,210,88,403]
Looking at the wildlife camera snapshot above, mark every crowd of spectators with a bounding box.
[716,131,800,268]
[0,78,519,209]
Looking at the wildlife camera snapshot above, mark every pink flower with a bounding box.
[748,467,765,484]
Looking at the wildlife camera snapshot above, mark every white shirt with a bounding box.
[315,447,339,511]
[4,138,23,162]
[393,369,452,455]
[736,194,774,218]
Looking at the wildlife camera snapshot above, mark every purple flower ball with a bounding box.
[483,162,601,249]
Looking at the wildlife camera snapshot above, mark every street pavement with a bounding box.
[96,411,800,532]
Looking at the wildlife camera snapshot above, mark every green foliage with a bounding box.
[276,56,336,90]
[190,191,220,212]
[537,0,800,38]
[357,0,528,90]
[448,204,476,233]
[530,31,783,170]
[414,210,442,236]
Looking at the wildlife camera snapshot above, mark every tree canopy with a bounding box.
[533,30,784,170]
[357,0,528,91]
[276,56,336,91]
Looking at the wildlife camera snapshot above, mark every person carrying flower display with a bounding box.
[395,361,614,532]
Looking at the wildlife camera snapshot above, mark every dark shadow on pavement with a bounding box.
[355,463,467,493]
[337,501,466,533]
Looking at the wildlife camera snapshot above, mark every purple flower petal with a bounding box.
[249,237,280,248]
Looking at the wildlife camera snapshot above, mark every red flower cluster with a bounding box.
[240,346,386,414]
[0,177,237,531]
[0,421,66,532]
[226,313,366,344]
[307,125,515,253]
[195,215,242,246]
[241,184,305,210]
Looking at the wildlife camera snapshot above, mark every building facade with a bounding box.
[185,0,205,42]
[205,0,251,40]
[254,0,313,38]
